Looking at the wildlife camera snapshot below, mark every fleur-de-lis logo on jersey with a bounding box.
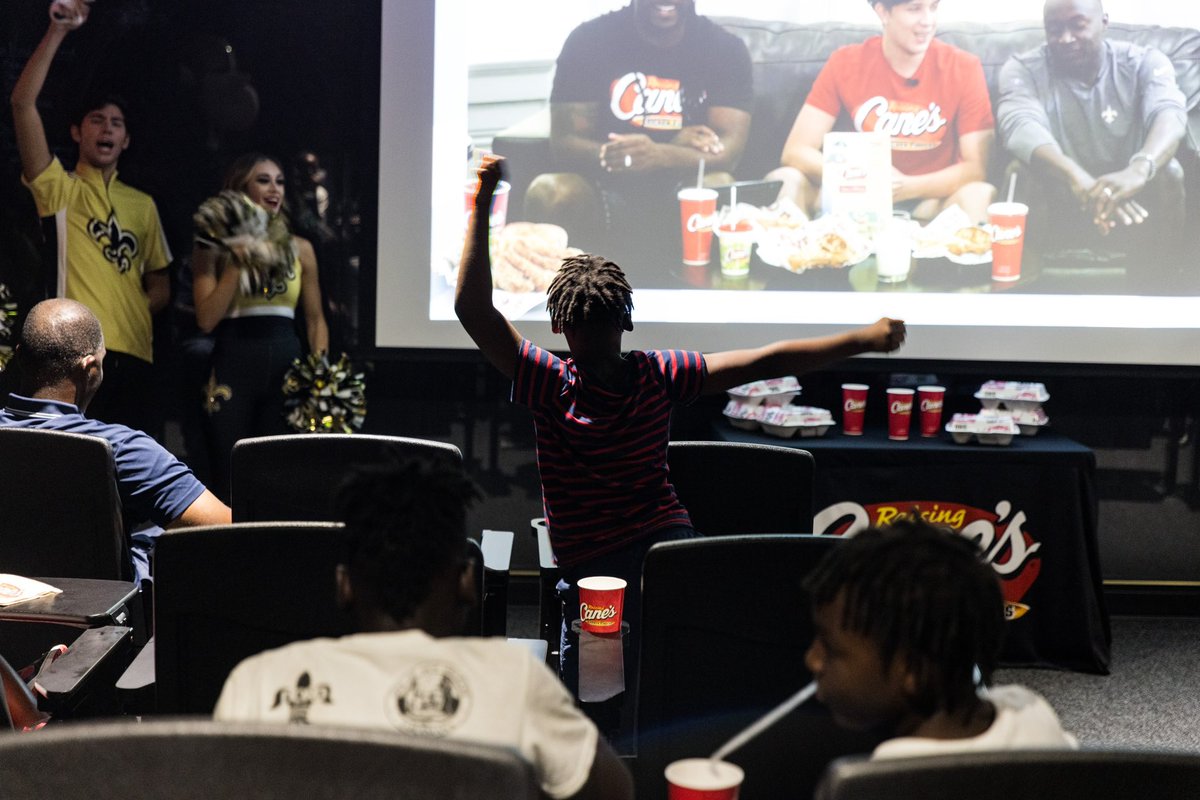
[87,213,140,273]
[271,671,332,724]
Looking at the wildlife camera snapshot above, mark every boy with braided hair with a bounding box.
[457,156,905,694]
[803,518,1076,756]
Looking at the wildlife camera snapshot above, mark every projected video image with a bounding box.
[380,1,1200,363]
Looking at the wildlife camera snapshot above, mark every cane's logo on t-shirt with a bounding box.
[87,212,140,274]
[386,662,472,736]
[610,72,683,131]
[854,96,948,152]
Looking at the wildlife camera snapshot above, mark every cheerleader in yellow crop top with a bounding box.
[192,153,329,500]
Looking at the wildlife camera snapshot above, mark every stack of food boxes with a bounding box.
[722,376,835,438]
[945,381,1050,445]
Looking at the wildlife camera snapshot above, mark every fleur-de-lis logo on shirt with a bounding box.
[202,371,233,415]
[271,671,332,724]
[87,213,140,273]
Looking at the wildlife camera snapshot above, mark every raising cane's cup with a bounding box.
[886,387,915,441]
[464,179,511,252]
[841,383,869,436]
[988,201,1028,282]
[666,759,744,800]
[577,576,626,634]
[715,218,756,278]
[678,187,718,265]
[917,385,946,437]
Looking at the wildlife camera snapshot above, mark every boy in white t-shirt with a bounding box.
[214,458,632,800]
[802,518,1077,758]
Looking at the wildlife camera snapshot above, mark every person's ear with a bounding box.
[79,352,99,379]
[335,564,353,611]
[70,125,82,144]
[458,558,479,610]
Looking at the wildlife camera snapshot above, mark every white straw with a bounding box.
[711,680,817,762]
[696,158,706,189]
[730,184,738,212]
[1006,172,1017,204]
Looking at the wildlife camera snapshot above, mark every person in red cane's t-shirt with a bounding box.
[769,0,997,223]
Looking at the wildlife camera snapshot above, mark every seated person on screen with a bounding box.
[523,0,753,269]
[768,0,996,222]
[458,156,905,691]
[996,0,1187,259]
[213,458,633,800]
[803,518,1077,757]
[0,299,230,583]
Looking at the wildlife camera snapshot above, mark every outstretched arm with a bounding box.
[10,3,89,181]
[702,318,906,394]
[454,155,523,380]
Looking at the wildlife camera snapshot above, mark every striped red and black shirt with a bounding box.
[512,339,707,568]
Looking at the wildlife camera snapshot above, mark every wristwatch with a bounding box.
[1129,152,1157,181]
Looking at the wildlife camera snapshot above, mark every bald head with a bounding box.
[17,299,104,394]
[1044,0,1108,79]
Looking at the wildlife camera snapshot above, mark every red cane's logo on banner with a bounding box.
[610,72,684,131]
[580,603,618,623]
[814,500,1041,620]
[854,96,947,152]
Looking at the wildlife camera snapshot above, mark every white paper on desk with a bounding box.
[0,575,62,607]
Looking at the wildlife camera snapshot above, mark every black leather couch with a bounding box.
[493,18,1200,221]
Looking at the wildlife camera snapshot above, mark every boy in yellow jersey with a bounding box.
[10,0,171,433]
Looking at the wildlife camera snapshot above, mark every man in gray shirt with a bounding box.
[996,0,1187,266]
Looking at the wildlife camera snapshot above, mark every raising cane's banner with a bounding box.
[813,499,1041,621]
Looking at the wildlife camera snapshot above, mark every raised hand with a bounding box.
[49,0,90,30]
[860,317,907,353]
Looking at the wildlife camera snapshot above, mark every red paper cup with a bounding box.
[666,759,744,800]
[678,187,718,265]
[577,576,626,634]
[917,385,945,437]
[886,388,914,441]
[841,383,868,436]
[988,201,1028,282]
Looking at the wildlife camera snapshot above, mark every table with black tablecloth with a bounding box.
[714,425,1111,674]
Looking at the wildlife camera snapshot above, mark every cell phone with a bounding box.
[709,180,784,209]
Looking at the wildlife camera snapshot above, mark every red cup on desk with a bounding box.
[841,383,868,435]
[917,385,945,437]
[578,576,626,634]
[666,759,744,800]
[887,388,915,441]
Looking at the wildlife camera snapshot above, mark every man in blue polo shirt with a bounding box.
[1,298,229,581]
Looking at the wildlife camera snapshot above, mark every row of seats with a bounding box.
[5,431,1200,798]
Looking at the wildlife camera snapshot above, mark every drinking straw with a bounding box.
[696,158,706,189]
[1006,172,1017,204]
[730,184,738,216]
[711,680,817,762]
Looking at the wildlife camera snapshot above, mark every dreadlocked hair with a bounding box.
[545,253,633,330]
[334,455,480,624]
[804,517,1005,717]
